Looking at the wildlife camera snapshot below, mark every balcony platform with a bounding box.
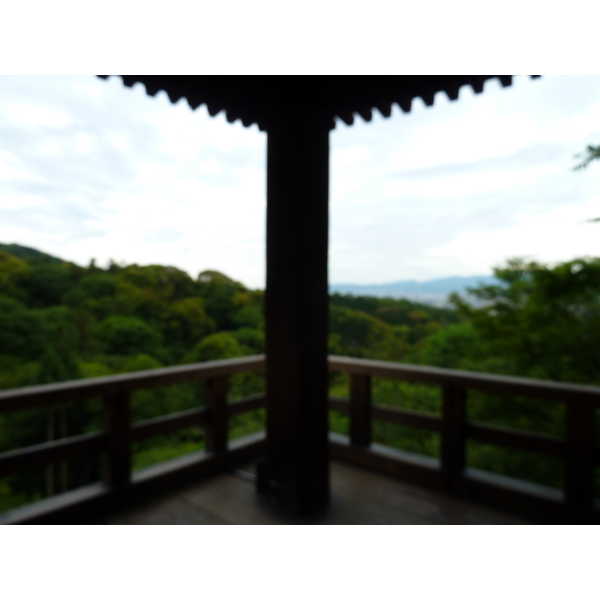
[86,459,531,525]
[5,354,594,524]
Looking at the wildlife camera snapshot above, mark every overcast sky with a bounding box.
[1,75,599,290]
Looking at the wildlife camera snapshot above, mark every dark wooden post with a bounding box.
[103,391,131,488]
[205,376,228,453]
[350,374,371,447]
[45,407,54,497]
[261,104,332,513]
[565,399,595,516]
[59,405,68,493]
[441,384,466,489]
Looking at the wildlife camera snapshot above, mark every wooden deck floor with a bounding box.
[89,460,532,525]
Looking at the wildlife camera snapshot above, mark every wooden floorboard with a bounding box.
[94,460,532,525]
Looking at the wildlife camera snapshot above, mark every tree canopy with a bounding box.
[2,242,600,510]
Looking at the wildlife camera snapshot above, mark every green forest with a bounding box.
[1,241,600,512]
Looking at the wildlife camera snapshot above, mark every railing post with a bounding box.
[441,384,466,489]
[102,391,131,488]
[565,399,595,516]
[205,376,228,453]
[350,374,371,447]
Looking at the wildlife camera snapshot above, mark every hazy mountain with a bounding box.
[0,242,497,306]
[330,275,499,306]
[0,242,65,264]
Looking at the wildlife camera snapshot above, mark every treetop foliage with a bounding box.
[573,144,600,171]
[448,257,600,383]
[2,242,600,505]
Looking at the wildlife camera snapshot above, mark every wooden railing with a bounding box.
[0,355,267,524]
[328,355,600,523]
[1,354,599,523]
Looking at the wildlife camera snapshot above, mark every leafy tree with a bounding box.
[38,306,81,355]
[196,270,247,330]
[0,252,30,299]
[160,297,216,357]
[416,321,481,370]
[574,144,600,171]
[330,292,458,328]
[232,303,263,329]
[230,327,265,354]
[329,305,403,359]
[183,332,245,363]
[76,272,118,299]
[109,279,150,320]
[450,257,600,384]
[20,263,82,308]
[0,296,47,359]
[121,264,196,300]
[95,316,163,358]
[34,345,81,385]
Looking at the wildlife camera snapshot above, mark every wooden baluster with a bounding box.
[350,374,371,447]
[102,391,131,488]
[205,376,228,453]
[45,407,54,497]
[59,404,68,493]
[441,384,466,489]
[565,399,595,516]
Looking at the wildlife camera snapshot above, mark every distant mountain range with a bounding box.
[1,242,497,306]
[0,242,64,264]
[330,275,499,306]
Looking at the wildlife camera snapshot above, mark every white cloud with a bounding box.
[1,75,600,289]
[329,75,600,283]
[0,75,267,287]
[428,198,600,272]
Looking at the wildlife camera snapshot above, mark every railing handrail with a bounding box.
[0,354,266,412]
[328,355,600,404]
[1,352,598,523]
[330,354,599,519]
[3,353,599,412]
[0,355,268,523]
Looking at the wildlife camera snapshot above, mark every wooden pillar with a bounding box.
[261,105,332,513]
